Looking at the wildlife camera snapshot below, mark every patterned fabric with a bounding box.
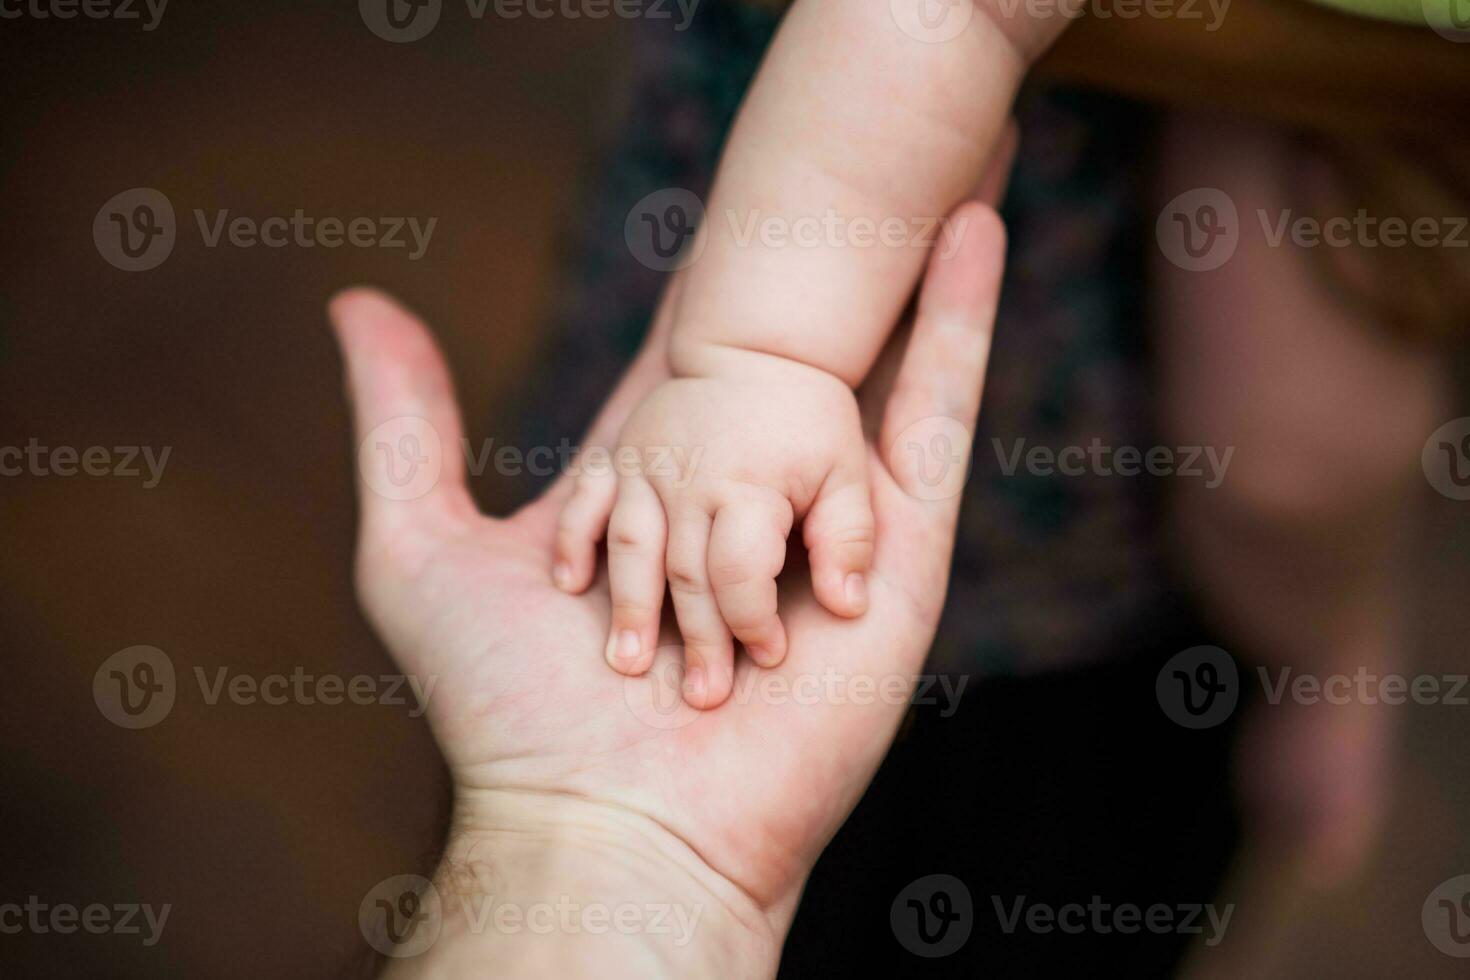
[503,2,1167,675]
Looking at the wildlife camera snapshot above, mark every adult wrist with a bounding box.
[380,788,781,979]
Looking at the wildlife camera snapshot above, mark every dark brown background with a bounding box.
[1,2,627,976]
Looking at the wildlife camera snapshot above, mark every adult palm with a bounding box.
[332,204,1004,950]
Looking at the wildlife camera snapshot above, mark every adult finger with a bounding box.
[877,202,1006,556]
[329,288,476,549]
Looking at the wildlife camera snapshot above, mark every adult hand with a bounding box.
[332,197,1006,977]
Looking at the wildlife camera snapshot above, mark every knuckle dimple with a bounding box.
[685,639,732,661]
[610,598,656,618]
[666,565,706,594]
[725,607,776,634]
[708,556,758,590]
[607,521,656,552]
[824,525,876,550]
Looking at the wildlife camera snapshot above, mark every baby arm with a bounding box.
[555,0,1066,707]
[672,0,1036,385]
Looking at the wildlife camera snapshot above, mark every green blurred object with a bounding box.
[1303,0,1459,28]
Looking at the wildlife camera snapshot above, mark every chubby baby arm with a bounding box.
[551,0,1067,707]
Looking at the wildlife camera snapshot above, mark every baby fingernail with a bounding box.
[552,562,572,590]
[845,572,868,610]
[605,629,640,669]
[616,629,641,665]
[748,645,773,666]
[683,666,707,704]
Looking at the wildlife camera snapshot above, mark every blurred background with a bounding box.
[1,1,1467,977]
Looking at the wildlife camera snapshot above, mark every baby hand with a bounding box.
[553,365,874,708]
